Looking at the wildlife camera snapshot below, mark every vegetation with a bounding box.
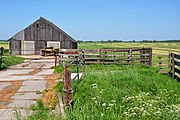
[0,56,24,69]
[8,41,179,119]
[63,64,180,119]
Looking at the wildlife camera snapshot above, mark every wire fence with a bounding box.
[63,53,85,108]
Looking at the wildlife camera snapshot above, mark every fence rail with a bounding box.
[169,53,180,81]
[0,47,4,68]
[84,48,152,66]
[63,53,85,107]
[54,49,83,67]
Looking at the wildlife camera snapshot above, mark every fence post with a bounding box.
[149,48,152,66]
[55,53,57,67]
[64,64,72,107]
[171,53,175,78]
[0,47,4,68]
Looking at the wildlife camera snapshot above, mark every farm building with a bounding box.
[8,17,77,55]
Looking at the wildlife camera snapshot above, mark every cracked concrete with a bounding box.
[0,56,55,119]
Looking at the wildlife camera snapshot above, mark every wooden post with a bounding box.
[64,64,72,107]
[0,47,4,68]
[55,53,57,67]
[171,53,175,78]
[148,48,152,66]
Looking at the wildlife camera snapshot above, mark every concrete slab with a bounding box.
[7,100,36,108]
[0,109,11,120]
[0,108,32,120]
[31,59,55,62]
[0,69,33,77]
[12,93,42,100]
[0,82,11,90]
[35,69,54,76]
[24,63,44,69]
[18,80,46,92]
[0,75,45,81]
[9,62,31,69]
[42,63,55,68]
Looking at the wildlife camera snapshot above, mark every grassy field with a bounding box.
[0,41,8,49]
[78,42,180,55]
[62,64,180,119]
[57,42,179,119]
[1,41,180,119]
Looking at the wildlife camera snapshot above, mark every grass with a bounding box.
[0,56,24,69]
[9,41,180,119]
[63,64,180,119]
[78,42,180,55]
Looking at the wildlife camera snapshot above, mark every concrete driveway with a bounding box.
[0,55,56,119]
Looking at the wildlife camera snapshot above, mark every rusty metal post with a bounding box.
[63,64,72,107]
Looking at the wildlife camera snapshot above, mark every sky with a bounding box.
[0,0,180,41]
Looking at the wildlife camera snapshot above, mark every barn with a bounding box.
[8,17,77,55]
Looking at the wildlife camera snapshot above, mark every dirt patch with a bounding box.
[0,81,23,108]
[41,73,60,109]
[41,88,57,109]
[46,73,60,88]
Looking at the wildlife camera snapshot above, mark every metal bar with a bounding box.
[71,73,79,83]
[70,60,83,73]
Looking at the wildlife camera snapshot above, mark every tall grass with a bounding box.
[0,56,24,69]
[63,65,180,119]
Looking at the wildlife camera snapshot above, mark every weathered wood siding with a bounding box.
[9,17,77,55]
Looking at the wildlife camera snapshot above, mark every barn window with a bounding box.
[37,24,39,28]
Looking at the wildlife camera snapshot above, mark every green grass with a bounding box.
[0,41,8,49]
[0,56,24,69]
[12,41,179,119]
[62,64,180,119]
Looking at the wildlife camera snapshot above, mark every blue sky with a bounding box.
[0,0,179,41]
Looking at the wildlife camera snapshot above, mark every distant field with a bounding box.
[78,42,180,55]
[1,41,180,55]
[0,41,8,49]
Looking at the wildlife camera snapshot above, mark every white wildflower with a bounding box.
[101,113,104,116]
[109,103,114,106]
[132,113,136,115]
[91,83,97,86]
[95,101,97,103]
[102,103,106,106]
[111,100,116,103]
[91,97,96,100]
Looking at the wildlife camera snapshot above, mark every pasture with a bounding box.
[1,41,180,119]
[55,42,180,119]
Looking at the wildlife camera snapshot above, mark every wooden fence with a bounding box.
[0,47,4,68]
[54,49,83,67]
[169,53,180,81]
[84,48,152,66]
[157,54,170,74]
[63,53,85,108]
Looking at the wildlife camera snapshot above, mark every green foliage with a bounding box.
[65,65,180,119]
[0,56,24,69]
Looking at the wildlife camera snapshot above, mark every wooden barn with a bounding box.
[8,17,77,55]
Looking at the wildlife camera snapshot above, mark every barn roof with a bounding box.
[9,17,77,42]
